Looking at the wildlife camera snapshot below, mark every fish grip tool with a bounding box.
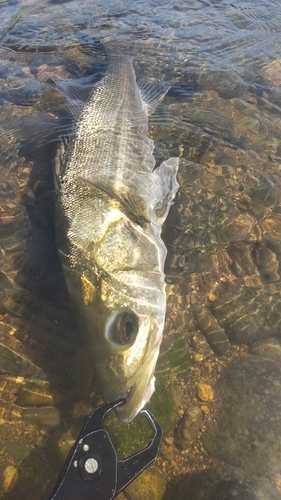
[48,399,163,500]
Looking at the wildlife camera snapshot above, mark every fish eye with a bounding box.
[105,310,138,348]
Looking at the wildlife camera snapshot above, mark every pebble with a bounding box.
[175,406,202,451]
[2,465,18,494]
[191,333,213,356]
[164,437,173,446]
[197,384,214,401]
[161,444,174,462]
[207,292,217,302]
[202,361,213,375]
[201,405,210,415]
[193,353,204,363]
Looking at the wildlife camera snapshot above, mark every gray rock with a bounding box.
[170,464,281,500]
[6,441,32,462]
[250,338,281,363]
[22,406,60,429]
[212,283,281,345]
[202,355,281,475]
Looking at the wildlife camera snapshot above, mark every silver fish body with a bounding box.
[55,54,179,422]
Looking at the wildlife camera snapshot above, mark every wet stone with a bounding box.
[250,338,281,363]
[172,464,281,500]
[178,160,204,191]
[219,213,254,244]
[194,307,230,355]
[5,441,32,462]
[19,377,71,406]
[191,332,214,356]
[197,384,214,402]
[22,406,60,429]
[1,465,19,495]
[122,466,166,500]
[193,353,204,363]
[161,443,174,462]
[202,355,281,475]
[251,243,280,284]
[249,172,278,209]
[227,242,256,278]
[50,429,76,466]
[174,406,201,452]
[0,329,42,377]
[212,282,281,344]
[262,59,281,85]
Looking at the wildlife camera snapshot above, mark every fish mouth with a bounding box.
[116,376,155,423]
[115,348,159,423]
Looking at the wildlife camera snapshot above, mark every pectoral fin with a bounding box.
[153,157,179,223]
[78,176,151,226]
[44,76,95,118]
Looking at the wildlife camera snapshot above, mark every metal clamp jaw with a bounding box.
[48,399,163,500]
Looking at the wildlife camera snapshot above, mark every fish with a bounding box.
[54,53,179,423]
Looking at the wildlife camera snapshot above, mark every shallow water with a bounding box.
[1,0,281,498]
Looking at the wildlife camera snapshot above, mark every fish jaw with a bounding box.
[114,346,160,423]
[116,377,156,424]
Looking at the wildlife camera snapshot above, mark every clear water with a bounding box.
[1,0,281,499]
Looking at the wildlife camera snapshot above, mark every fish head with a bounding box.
[80,269,166,423]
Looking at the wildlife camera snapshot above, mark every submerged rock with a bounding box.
[0,329,42,378]
[174,406,201,452]
[22,406,60,429]
[1,465,19,496]
[250,338,281,363]
[194,307,230,355]
[202,355,281,475]
[121,466,166,500]
[168,464,281,500]
[212,282,281,345]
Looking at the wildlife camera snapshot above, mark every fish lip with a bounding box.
[115,373,156,423]
[112,344,160,423]
[115,385,135,412]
